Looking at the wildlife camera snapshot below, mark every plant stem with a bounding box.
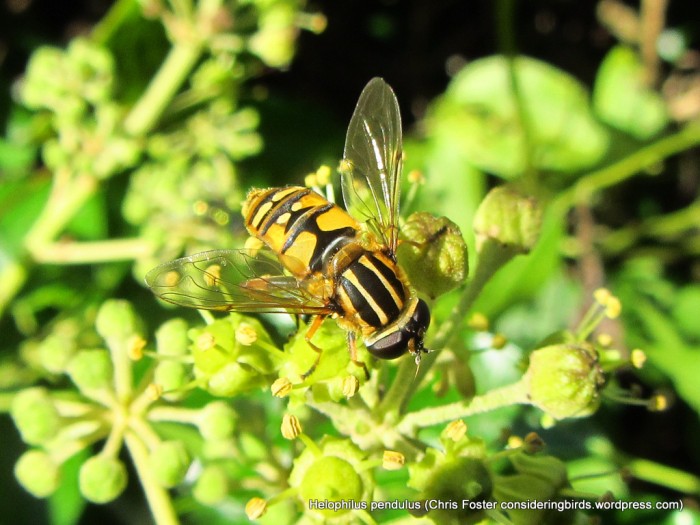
[397,379,529,436]
[557,121,700,209]
[627,458,700,495]
[378,239,519,418]
[30,238,154,264]
[496,0,537,190]
[123,42,203,137]
[125,430,180,525]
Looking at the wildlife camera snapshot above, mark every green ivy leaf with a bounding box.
[428,55,609,179]
[593,46,669,140]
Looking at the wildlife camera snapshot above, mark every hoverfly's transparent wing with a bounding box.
[145,248,333,315]
[341,77,403,256]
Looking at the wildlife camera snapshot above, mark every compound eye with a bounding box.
[366,330,409,360]
[412,299,431,332]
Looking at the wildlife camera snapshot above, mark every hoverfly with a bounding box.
[146,78,430,372]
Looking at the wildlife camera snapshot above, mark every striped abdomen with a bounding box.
[336,251,410,334]
[244,186,360,278]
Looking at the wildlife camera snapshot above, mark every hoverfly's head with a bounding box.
[366,299,431,361]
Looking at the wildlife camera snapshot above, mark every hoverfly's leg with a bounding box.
[301,315,326,379]
[347,332,370,379]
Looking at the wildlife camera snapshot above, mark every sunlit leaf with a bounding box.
[593,46,669,140]
[428,55,609,179]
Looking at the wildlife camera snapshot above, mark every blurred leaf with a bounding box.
[48,449,88,525]
[405,135,486,247]
[471,203,565,318]
[593,46,669,140]
[429,56,609,179]
[0,179,50,255]
[632,298,700,416]
[0,139,36,180]
[672,285,700,341]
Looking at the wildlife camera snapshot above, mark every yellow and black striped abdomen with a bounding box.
[244,186,361,278]
[336,251,409,333]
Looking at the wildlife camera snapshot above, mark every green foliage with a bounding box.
[2,2,700,525]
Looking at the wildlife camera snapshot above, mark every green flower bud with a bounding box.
[193,465,229,505]
[38,333,76,374]
[79,456,127,503]
[289,437,374,518]
[95,300,139,341]
[153,361,188,393]
[493,453,570,525]
[15,450,60,498]
[248,5,297,68]
[281,320,369,391]
[300,457,362,516]
[155,318,190,356]
[150,441,191,488]
[413,456,493,523]
[199,401,238,440]
[67,349,114,391]
[191,314,282,383]
[205,362,267,397]
[11,388,62,445]
[473,187,542,254]
[398,212,468,299]
[526,344,605,420]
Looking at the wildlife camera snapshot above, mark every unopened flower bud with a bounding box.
[193,465,229,505]
[199,401,237,440]
[526,344,605,420]
[67,349,114,391]
[79,456,127,503]
[11,388,62,445]
[155,318,189,356]
[15,450,60,498]
[398,212,468,299]
[150,441,191,488]
[95,300,139,341]
[473,187,542,254]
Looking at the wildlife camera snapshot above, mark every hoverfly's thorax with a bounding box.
[243,186,361,278]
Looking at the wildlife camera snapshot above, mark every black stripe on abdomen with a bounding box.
[338,254,405,328]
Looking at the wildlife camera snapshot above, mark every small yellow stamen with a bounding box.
[382,450,405,470]
[315,165,331,186]
[304,173,318,188]
[281,414,302,440]
[631,349,647,369]
[444,420,467,442]
[128,336,147,361]
[594,288,612,306]
[342,375,359,398]
[605,296,621,319]
[203,264,221,287]
[146,383,163,401]
[196,333,216,351]
[235,323,258,346]
[596,333,613,347]
[507,435,523,449]
[245,497,267,520]
[492,333,507,349]
[467,312,489,331]
[648,393,669,412]
[271,377,293,398]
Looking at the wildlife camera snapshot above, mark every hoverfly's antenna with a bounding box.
[413,345,431,380]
